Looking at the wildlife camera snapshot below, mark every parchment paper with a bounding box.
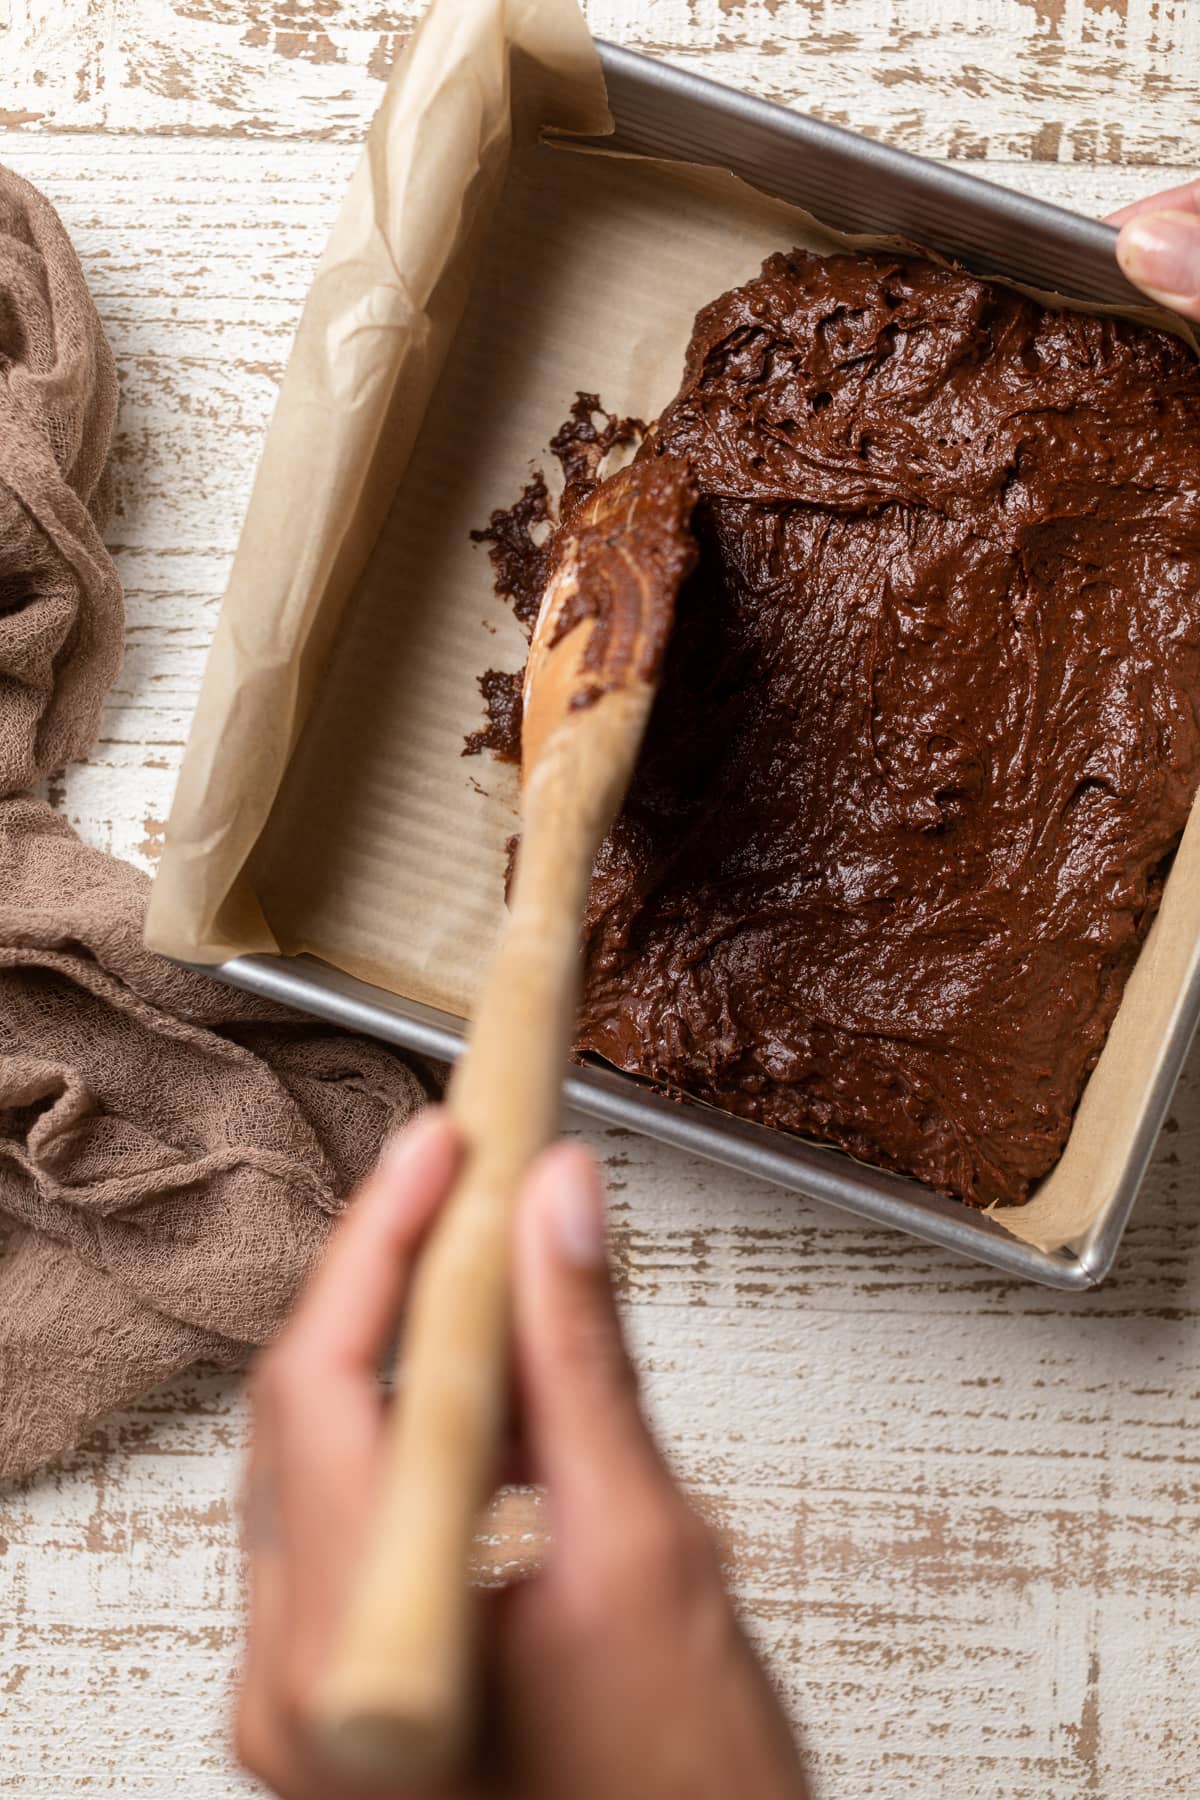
[146,0,1200,1255]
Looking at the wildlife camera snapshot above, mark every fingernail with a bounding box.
[1118,210,1200,305]
[381,1106,444,1172]
[550,1153,607,1269]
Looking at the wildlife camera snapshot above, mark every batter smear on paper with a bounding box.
[468,252,1200,1208]
[465,392,644,760]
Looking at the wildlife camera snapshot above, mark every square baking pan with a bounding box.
[197,41,1200,1290]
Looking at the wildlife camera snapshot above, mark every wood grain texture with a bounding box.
[1,5,1199,1796]
[2,0,1198,161]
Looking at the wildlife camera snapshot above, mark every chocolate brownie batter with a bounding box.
[479,253,1200,1208]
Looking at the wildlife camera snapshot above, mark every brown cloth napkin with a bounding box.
[0,166,426,1482]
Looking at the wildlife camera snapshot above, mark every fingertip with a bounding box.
[286,1107,461,1368]
[513,1142,663,1510]
[1107,177,1200,231]
[378,1103,456,1173]
[519,1141,608,1272]
[1116,209,1200,320]
[373,1106,461,1217]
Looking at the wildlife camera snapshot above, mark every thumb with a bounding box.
[1116,208,1200,321]
[512,1141,669,1519]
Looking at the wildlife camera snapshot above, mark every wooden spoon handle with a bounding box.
[314,759,599,1779]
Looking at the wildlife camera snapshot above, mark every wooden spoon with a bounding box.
[316,450,697,1780]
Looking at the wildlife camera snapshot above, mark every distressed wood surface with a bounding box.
[2,0,1199,163]
[1,4,1199,1796]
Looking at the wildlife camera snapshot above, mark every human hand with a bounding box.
[235,1108,809,1800]
[1110,178,1200,321]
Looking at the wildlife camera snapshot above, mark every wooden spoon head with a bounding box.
[520,452,698,782]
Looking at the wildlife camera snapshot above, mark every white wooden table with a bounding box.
[2,5,1198,1795]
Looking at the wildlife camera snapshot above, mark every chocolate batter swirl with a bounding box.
[574,251,1200,1208]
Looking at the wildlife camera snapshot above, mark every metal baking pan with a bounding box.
[200,42,1198,1289]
